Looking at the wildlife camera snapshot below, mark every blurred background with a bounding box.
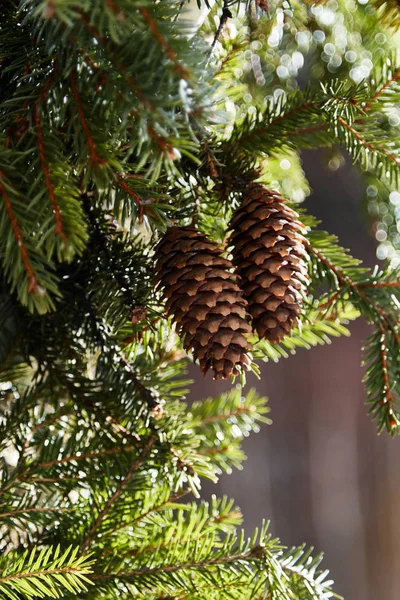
[188,149,400,600]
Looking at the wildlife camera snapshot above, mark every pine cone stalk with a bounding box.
[229,184,308,343]
[154,226,253,379]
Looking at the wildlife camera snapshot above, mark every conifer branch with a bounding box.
[76,11,153,109]
[338,117,400,168]
[305,240,399,335]
[199,405,256,424]
[138,7,189,78]
[211,1,233,53]
[36,445,138,470]
[239,100,325,146]
[378,328,396,427]
[92,546,263,579]
[0,546,93,599]
[113,504,243,560]
[361,281,400,288]
[0,507,73,519]
[364,68,400,111]
[70,72,106,166]
[116,176,150,222]
[104,489,191,541]
[34,102,66,240]
[0,172,38,293]
[80,435,156,552]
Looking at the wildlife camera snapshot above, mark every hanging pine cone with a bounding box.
[229,184,308,343]
[154,226,253,379]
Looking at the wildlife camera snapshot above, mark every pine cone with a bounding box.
[154,226,253,379]
[229,184,308,343]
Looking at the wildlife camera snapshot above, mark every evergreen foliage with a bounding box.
[1,0,400,597]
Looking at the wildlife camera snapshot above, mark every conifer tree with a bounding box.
[0,0,399,598]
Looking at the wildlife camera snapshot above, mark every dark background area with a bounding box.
[188,150,400,600]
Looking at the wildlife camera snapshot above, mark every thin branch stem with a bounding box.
[363,69,400,112]
[360,281,400,288]
[70,72,106,166]
[92,545,261,579]
[306,240,400,340]
[338,117,400,167]
[200,406,254,424]
[378,328,397,430]
[34,64,66,239]
[0,172,38,293]
[238,101,325,146]
[37,445,137,469]
[103,488,191,542]
[77,11,154,110]
[80,435,156,553]
[0,567,86,583]
[138,7,189,78]
[0,506,73,519]
[319,289,341,311]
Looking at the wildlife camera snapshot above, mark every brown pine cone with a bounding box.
[154,226,253,379]
[229,184,308,343]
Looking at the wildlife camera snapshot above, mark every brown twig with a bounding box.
[200,405,255,424]
[92,544,263,580]
[0,172,38,293]
[305,240,400,341]
[70,72,106,166]
[77,11,154,110]
[210,1,233,53]
[37,445,138,470]
[338,117,400,167]
[80,435,156,553]
[318,289,341,311]
[103,488,191,543]
[0,567,88,584]
[360,281,400,288]
[363,69,400,112]
[0,506,74,519]
[35,102,66,240]
[378,329,398,429]
[116,176,144,221]
[238,100,326,146]
[138,7,189,78]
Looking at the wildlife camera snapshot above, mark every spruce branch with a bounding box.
[364,67,400,111]
[138,7,190,78]
[378,328,396,425]
[230,77,400,183]
[306,239,399,336]
[364,326,400,434]
[306,239,400,433]
[92,547,263,578]
[75,10,154,110]
[33,63,67,242]
[0,172,39,294]
[70,71,107,167]
[102,488,192,544]
[0,546,93,600]
[36,445,138,470]
[90,535,336,600]
[80,435,156,553]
